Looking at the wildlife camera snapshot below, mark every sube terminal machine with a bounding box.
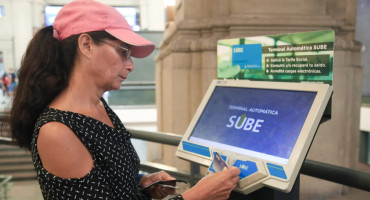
[176,79,333,194]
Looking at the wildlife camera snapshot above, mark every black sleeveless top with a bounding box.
[31,99,144,199]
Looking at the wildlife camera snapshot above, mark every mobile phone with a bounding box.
[143,179,187,190]
[213,152,229,172]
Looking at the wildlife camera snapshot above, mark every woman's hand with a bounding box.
[181,166,241,200]
[140,170,176,199]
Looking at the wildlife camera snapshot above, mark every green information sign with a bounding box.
[217,30,334,85]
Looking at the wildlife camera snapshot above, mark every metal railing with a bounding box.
[1,129,370,192]
[0,175,11,200]
[128,128,370,192]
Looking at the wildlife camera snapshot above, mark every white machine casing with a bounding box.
[176,79,333,194]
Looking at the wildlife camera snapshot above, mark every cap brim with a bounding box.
[106,29,155,58]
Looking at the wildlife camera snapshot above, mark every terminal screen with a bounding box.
[188,86,317,164]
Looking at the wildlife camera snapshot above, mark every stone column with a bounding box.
[11,0,44,71]
[156,0,364,198]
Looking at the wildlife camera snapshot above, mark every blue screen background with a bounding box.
[188,86,317,160]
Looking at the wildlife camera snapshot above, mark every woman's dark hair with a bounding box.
[8,26,116,150]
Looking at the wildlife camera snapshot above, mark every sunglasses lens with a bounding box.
[120,47,131,60]
[103,40,131,60]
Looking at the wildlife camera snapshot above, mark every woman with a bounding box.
[9,0,240,199]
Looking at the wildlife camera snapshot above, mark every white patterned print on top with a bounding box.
[31,98,144,200]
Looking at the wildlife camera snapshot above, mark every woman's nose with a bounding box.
[125,57,135,72]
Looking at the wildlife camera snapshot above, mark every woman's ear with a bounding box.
[77,34,94,59]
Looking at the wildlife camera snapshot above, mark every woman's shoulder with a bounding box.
[36,107,84,126]
[37,121,94,179]
[36,107,63,122]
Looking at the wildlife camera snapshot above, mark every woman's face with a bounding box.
[91,39,134,91]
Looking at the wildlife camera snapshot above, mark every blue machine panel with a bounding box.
[267,163,287,179]
[232,160,259,179]
[182,141,211,157]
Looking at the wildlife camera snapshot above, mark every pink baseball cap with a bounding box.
[52,0,155,58]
